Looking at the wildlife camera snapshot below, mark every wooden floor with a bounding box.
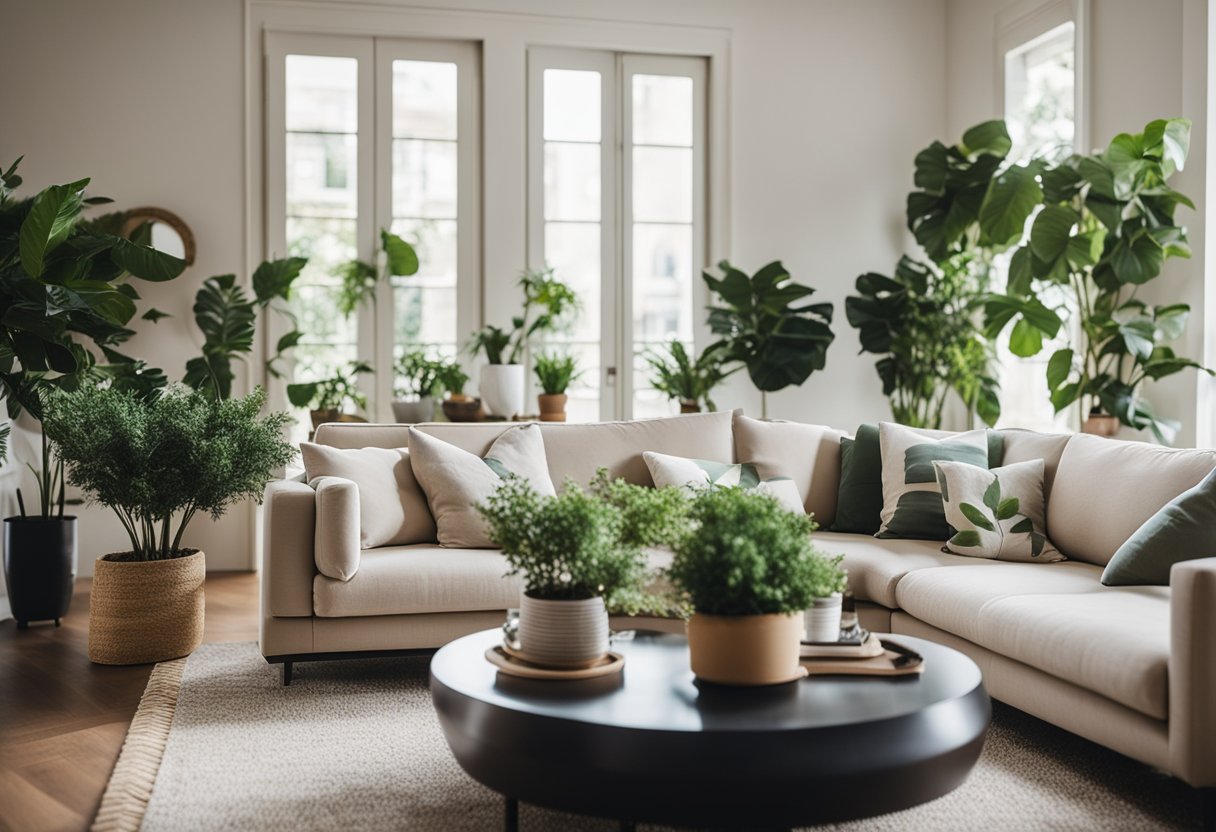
[0,572,259,832]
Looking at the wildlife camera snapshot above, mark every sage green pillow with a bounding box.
[831,423,1004,535]
[1101,467,1216,586]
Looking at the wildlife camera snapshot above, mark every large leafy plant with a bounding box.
[335,229,419,317]
[468,268,579,365]
[643,340,736,412]
[703,260,835,418]
[42,386,294,560]
[287,360,373,412]
[0,158,187,517]
[980,118,1209,443]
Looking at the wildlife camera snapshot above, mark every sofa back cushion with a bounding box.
[997,429,1071,503]
[1048,433,1216,565]
[732,413,845,526]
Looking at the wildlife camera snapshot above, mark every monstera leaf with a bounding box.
[183,275,255,399]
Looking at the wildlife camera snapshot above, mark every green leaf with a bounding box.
[1009,318,1044,357]
[1118,318,1156,361]
[982,477,1002,511]
[110,236,187,282]
[252,257,307,304]
[1153,304,1189,341]
[19,179,88,277]
[1010,517,1034,535]
[381,229,419,277]
[949,530,982,549]
[1066,228,1106,269]
[961,120,1012,158]
[996,496,1020,521]
[913,141,949,192]
[1109,231,1164,285]
[1144,117,1190,174]
[185,275,256,399]
[1006,247,1033,296]
[275,329,303,353]
[286,381,319,409]
[979,163,1042,247]
[1078,157,1117,200]
[1046,348,1073,390]
[141,308,171,323]
[960,502,996,532]
[1029,205,1079,263]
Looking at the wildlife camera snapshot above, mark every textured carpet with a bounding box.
[114,642,1199,831]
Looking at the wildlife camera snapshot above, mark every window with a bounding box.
[528,50,706,421]
[266,35,479,434]
[996,19,1078,433]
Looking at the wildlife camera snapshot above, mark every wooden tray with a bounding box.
[485,646,625,680]
[802,648,925,677]
[501,641,606,670]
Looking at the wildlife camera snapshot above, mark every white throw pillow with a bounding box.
[934,458,1064,562]
[642,450,805,515]
[877,421,990,540]
[408,425,555,548]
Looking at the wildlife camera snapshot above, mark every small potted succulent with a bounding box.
[391,350,442,423]
[436,359,481,422]
[286,360,373,430]
[41,386,294,665]
[643,340,735,413]
[533,352,579,422]
[668,487,845,685]
[478,476,653,667]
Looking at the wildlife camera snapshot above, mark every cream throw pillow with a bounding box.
[934,458,1064,562]
[877,422,989,539]
[300,444,435,548]
[642,450,806,515]
[408,424,555,548]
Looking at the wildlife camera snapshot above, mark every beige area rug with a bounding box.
[94,642,1199,831]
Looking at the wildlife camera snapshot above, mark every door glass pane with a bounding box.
[543,143,600,221]
[543,69,600,142]
[632,74,693,146]
[393,60,458,139]
[633,146,693,223]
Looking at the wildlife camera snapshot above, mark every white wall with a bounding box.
[1,0,949,575]
[946,0,1212,448]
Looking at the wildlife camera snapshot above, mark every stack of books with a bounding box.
[800,631,925,677]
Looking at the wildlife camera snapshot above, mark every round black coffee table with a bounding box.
[430,629,989,830]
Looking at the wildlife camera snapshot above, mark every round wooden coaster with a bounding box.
[485,646,625,680]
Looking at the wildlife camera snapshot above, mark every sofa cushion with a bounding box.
[1102,467,1216,586]
[1048,433,1216,566]
[731,413,845,526]
[895,562,1169,719]
[311,476,361,581]
[934,459,1063,562]
[997,428,1071,503]
[642,450,805,514]
[877,422,989,540]
[813,531,1003,608]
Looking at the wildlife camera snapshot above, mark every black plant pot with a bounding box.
[3,516,78,629]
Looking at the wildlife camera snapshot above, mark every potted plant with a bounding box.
[335,229,419,317]
[286,360,373,430]
[468,268,578,418]
[41,386,294,664]
[0,159,188,629]
[477,476,649,667]
[703,260,835,419]
[391,350,442,423]
[436,359,481,422]
[643,340,736,413]
[668,487,845,685]
[533,352,580,422]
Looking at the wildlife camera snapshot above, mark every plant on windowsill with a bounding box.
[335,229,419,317]
[435,359,481,422]
[286,360,374,430]
[533,351,580,422]
[41,385,295,664]
[467,267,579,419]
[391,350,444,423]
[702,260,835,419]
[667,487,845,685]
[643,340,736,414]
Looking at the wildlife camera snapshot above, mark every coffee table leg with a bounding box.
[504,796,519,832]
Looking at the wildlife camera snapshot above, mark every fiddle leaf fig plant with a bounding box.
[980,117,1210,443]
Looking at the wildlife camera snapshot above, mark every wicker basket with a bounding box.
[88,549,205,665]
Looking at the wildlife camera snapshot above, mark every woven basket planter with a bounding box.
[88,549,205,666]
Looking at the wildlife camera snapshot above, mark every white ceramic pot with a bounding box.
[805,593,843,642]
[518,592,609,667]
[480,364,525,418]
[391,397,435,424]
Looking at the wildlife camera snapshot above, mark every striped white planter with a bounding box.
[518,593,609,667]
[804,593,843,642]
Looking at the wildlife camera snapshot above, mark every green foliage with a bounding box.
[533,351,580,395]
[589,468,690,550]
[286,360,373,412]
[847,254,1000,428]
[477,476,648,603]
[394,350,444,399]
[643,340,736,412]
[336,229,419,317]
[42,386,295,560]
[667,487,845,616]
[980,117,1211,443]
[435,358,469,397]
[468,268,579,365]
[703,260,835,403]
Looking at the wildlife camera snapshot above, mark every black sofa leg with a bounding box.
[282,660,293,686]
[1203,787,1214,832]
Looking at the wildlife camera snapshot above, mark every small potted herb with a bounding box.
[533,352,580,422]
[668,487,845,685]
[391,351,442,423]
[643,340,736,413]
[286,360,373,429]
[436,359,481,422]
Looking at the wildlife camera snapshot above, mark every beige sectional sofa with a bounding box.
[260,410,1216,791]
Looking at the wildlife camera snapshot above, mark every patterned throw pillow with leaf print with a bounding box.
[932,458,1064,562]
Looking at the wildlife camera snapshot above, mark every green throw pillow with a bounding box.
[832,423,1004,535]
[1101,467,1216,586]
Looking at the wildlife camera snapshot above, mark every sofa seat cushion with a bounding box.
[814,531,1004,608]
[895,562,1169,719]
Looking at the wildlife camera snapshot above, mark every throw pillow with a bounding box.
[300,444,435,548]
[833,423,1004,535]
[731,412,845,525]
[408,424,555,548]
[876,422,989,540]
[642,450,805,514]
[933,459,1064,562]
[1101,466,1216,586]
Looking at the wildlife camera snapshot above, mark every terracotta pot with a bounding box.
[88,549,205,665]
[537,393,568,422]
[442,396,484,422]
[686,612,805,686]
[679,399,702,414]
[518,592,609,667]
[391,397,435,424]
[1082,413,1120,437]
[309,408,340,430]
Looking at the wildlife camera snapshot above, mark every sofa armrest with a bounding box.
[1169,556,1216,787]
[261,479,317,617]
[312,476,361,581]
